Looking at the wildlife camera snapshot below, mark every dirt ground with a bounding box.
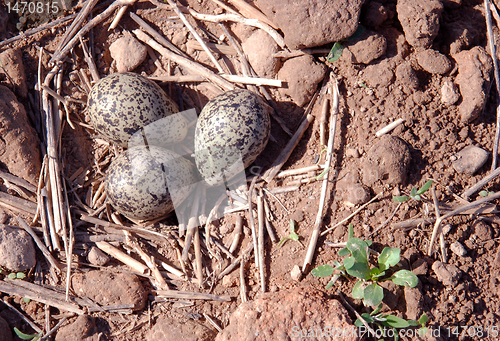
[0,0,499,340]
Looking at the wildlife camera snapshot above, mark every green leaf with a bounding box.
[381,315,410,328]
[348,223,354,240]
[419,327,428,337]
[347,238,369,263]
[311,264,334,278]
[7,273,16,280]
[392,195,410,202]
[391,270,418,287]
[338,247,350,257]
[479,190,489,197]
[343,256,356,269]
[327,42,343,62]
[412,194,421,200]
[289,232,299,242]
[410,187,417,197]
[378,247,401,271]
[13,327,39,340]
[370,268,386,279]
[23,297,30,304]
[346,261,371,280]
[418,313,429,325]
[347,25,366,41]
[416,180,433,195]
[363,283,384,307]
[371,303,383,315]
[325,278,335,290]
[333,260,342,268]
[352,281,365,299]
[354,313,374,327]
[16,272,26,279]
[289,219,295,233]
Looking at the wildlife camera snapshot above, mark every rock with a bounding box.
[242,29,280,78]
[416,49,452,74]
[343,30,387,64]
[395,61,419,92]
[363,60,395,88]
[215,286,358,341]
[290,265,301,281]
[472,220,492,241]
[432,261,462,286]
[442,224,453,235]
[254,0,364,49]
[110,35,147,73]
[0,315,12,341]
[361,1,390,28]
[55,315,97,341]
[0,47,28,98]
[361,135,411,186]
[404,286,424,320]
[450,241,467,257]
[0,86,41,185]
[396,0,443,50]
[454,46,493,122]
[277,55,326,106]
[344,184,370,206]
[0,225,36,272]
[411,258,429,276]
[146,316,216,341]
[72,271,147,311]
[451,145,489,175]
[87,246,109,266]
[441,80,460,105]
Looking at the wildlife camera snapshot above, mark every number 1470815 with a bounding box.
[446,325,498,338]
[6,1,59,15]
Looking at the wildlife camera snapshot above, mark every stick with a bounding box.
[218,242,253,279]
[229,215,243,253]
[109,3,134,30]
[166,0,224,73]
[79,36,100,83]
[248,169,261,268]
[367,202,401,238]
[182,185,202,261]
[2,297,43,334]
[239,254,247,302]
[257,194,265,292]
[226,0,278,29]
[188,8,285,48]
[39,317,67,341]
[133,29,234,91]
[375,118,404,137]
[0,170,37,193]
[319,93,329,147]
[303,79,339,272]
[95,241,149,274]
[262,196,277,242]
[0,191,37,215]
[150,74,281,87]
[462,164,500,199]
[186,40,237,55]
[194,224,203,287]
[428,191,500,255]
[430,187,446,263]
[485,0,500,169]
[155,290,231,302]
[338,292,375,336]
[17,217,61,271]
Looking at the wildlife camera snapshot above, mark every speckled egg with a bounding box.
[194,89,271,186]
[105,146,198,221]
[87,72,187,147]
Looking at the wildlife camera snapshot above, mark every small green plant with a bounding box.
[312,224,418,307]
[393,180,433,203]
[327,25,366,62]
[355,304,429,340]
[7,272,26,280]
[278,220,302,247]
[479,190,495,197]
[14,327,41,341]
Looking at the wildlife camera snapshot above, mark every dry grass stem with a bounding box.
[375,118,404,137]
[0,191,37,215]
[182,185,202,261]
[248,170,261,268]
[39,317,68,341]
[462,166,500,199]
[229,215,243,253]
[194,224,204,287]
[262,196,277,242]
[218,242,253,279]
[319,92,329,147]
[186,40,237,55]
[109,3,134,30]
[95,240,149,274]
[150,74,281,86]
[239,254,248,302]
[257,194,265,292]
[226,0,278,28]
[0,170,37,193]
[367,202,402,238]
[79,36,100,82]
[430,187,447,263]
[2,297,43,333]
[155,290,231,301]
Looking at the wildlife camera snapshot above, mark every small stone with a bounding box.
[472,220,492,240]
[397,0,443,49]
[55,315,96,341]
[343,30,387,64]
[442,224,453,235]
[451,145,489,175]
[147,316,216,341]
[395,61,419,92]
[0,316,12,341]
[72,270,147,311]
[432,261,462,286]
[441,80,460,105]
[0,225,36,272]
[450,241,467,257]
[222,275,238,288]
[290,265,302,281]
[110,35,147,73]
[242,29,281,78]
[87,246,109,266]
[416,49,452,74]
[277,55,326,106]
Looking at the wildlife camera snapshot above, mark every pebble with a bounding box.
[55,315,96,341]
[451,145,489,174]
[110,35,147,72]
[450,241,467,257]
[416,49,452,74]
[432,261,462,286]
[87,246,109,266]
[242,29,281,78]
[343,30,387,64]
[396,0,443,49]
[0,225,36,272]
[442,224,453,235]
[290,265,302,281]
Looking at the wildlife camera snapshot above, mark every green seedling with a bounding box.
[7,272,26,280]
[14,327,41,341]
[327,25,366,62]
[393,180,433,203]
[355,304,429,341]
[312,224,418,307]
[278,220,302,247]
[479,190,495,197]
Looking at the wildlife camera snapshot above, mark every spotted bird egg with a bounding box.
[87,72,187,148]
[105,146,198,221]
[194,89,271,186]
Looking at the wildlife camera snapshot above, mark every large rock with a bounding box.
[215,286,358,341]
[0,86,41,185]
[0,225,36,272]
[146,317,216,341]
[72,270,147,311]
[277,55,326,106]
[55,315,97,341]
[242,29,280,78]
[254,0,364,49]
[454,46,493,122]
[0,48,28,98]
[396,0,443,49]
[343,30,387,64]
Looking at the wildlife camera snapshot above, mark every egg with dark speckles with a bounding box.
[87,72,187,147]
[194,89,271,186]
[105,146,198,221]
